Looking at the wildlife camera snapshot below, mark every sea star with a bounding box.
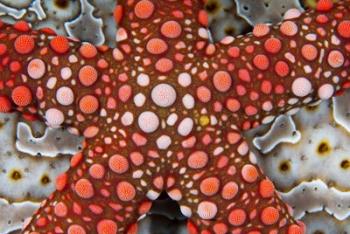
[0,0,348,233]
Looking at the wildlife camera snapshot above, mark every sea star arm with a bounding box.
[199,0,350,130]
[169,127,305,233]
[0,20,119,135]
[0,19,167,233]
[22,132,166,233]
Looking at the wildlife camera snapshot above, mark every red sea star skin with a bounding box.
[0,0,347,233]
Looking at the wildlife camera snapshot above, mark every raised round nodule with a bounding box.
[137,73,150,87]
[260,206,280,225]
[79,65,98,87]
[155,58,173,73]
[97,219,118,234]
[221,181,239,200]
[292,77,312,97]
[301,44,318,61]
[253,24,270,37]
[228,208,247,226]
[27,58,46,79]
[109,154,129,174]
[151,83,177,107]
[79,95,99,114]
[259,179,275,198]
[316,0,333,12]
[241,164,258,183]
[264,38,282,54]
[197,201,218,219]
[134,0,155,19]
[213,71,232,92]
[11,86,32,107]
[130,152,144,166]
[200,177,220,196]
[14,35,34,54]
[182,94,195,109]
[226,98,240,113]
[327,50,344,68]
[138,111,159,133]
[50,36,69,54]
[89,164,105,179]
[74,178,94,199]
[0,96,11,112]
[54,202,68,217]
[196,86,211,103]
[187,151,208,169]
[274,60,290,77]
[337,20,350,38]
[288,224,304,234]
[45,108,64,127]
[177,117,194,136]
[253,54,270,70]
[146,38,168,55]
[79,43,98,59]
[56,86,74,106]
[161,20,182,38]
[318,84,334,100]
[284,8,301,20]
[67,224,86,234]
[116,181,136,202]
[280,21,298,36]
[178,72,192,87]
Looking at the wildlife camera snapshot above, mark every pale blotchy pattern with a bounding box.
[235,0,304,25]
[250,96,350,192]
[0,0,348,233]
[245,90,350,234]
[205,0,252,41]
[16,121,82,157]
[301,211,350,233]
[280,179,350,221]
[0,114,74,202]
[0,113,77,234]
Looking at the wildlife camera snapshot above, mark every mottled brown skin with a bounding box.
[0,0,348,233]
